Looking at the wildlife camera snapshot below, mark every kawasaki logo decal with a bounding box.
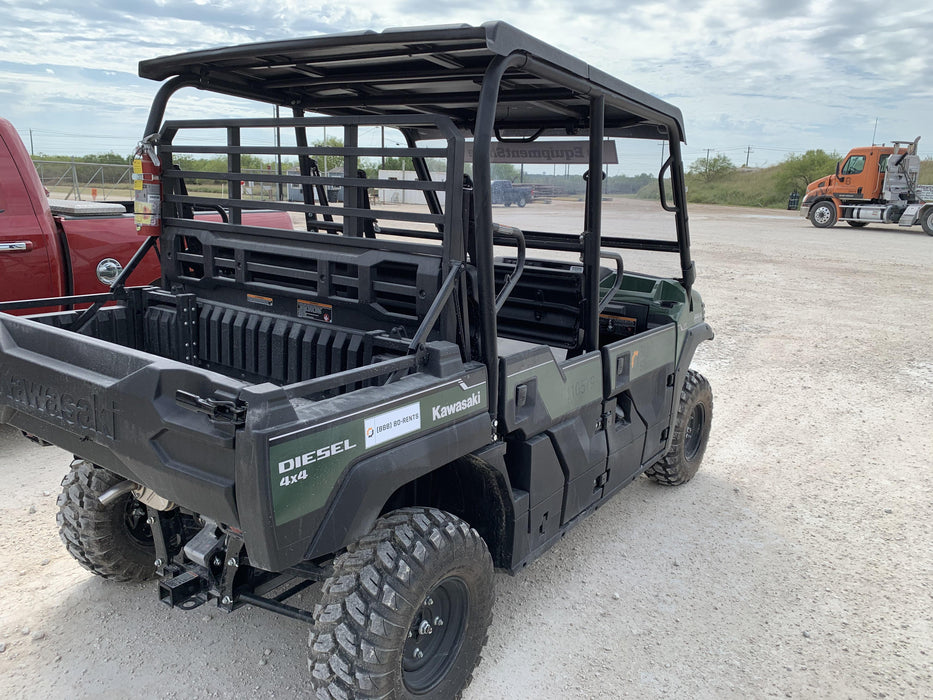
[432,391,481,421]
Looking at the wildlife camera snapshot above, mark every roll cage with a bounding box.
[137,20,694,415]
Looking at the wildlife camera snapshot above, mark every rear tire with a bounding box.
[309,507,494,699]
[645,370,713,486]
[517,196,527,207]
[921,207,933,236]
[57,460,157,582]
[846,221,869,228]
[810,200,837,228]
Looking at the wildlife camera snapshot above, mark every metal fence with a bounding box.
[32,161,294,201]
[33,161,133,201]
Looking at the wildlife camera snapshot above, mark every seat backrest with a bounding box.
[494,259,585,349]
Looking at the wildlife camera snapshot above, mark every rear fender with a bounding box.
[303,412,494,560]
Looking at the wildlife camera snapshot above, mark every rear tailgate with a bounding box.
[0,313,247,525]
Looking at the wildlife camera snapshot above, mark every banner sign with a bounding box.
[465,140,618,165]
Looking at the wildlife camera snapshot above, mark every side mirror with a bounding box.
[835,161,841,179]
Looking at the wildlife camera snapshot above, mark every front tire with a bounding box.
[57,460,157,582]
[921,207,933,236]
[810,200,837,228]
[309,508,494,699]
[645,370,713,486]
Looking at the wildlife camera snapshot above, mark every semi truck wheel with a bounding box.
[810,200,837,228]
[57,460,157,582]
[846,221,869,228]
[645,369,713,486]
[921,208,933,236]
[309,507,494,700]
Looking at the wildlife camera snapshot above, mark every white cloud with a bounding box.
[0,0,930,162]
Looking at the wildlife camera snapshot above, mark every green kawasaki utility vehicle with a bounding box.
[0,22,713,699]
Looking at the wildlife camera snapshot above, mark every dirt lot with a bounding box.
[0,200,930,699]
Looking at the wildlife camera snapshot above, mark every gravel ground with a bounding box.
[0,200,930,699]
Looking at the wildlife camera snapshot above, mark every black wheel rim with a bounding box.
[402,576,469,694]
[683,403,706,461]
[122,498,154,548]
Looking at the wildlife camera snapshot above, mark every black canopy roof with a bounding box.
[138,22,685,142]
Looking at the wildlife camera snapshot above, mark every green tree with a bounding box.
[688,154,736,182]
[313,136,344,175]
[379,155,415,172]
[776,149,840,193]
[491,163,520,181]
[606,172,654,195]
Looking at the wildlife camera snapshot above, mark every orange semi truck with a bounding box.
[801,137,933,235]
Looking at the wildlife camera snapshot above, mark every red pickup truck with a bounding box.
[0,118,291,313]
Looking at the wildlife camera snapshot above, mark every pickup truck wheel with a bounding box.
[308,507,494,699]
[644,370,712,486]
[517,196,527,207]
[810,200,837,228]
[921,208,933,236]
[56,460,157,582]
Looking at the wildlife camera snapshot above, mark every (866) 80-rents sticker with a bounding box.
[364,402,421,448]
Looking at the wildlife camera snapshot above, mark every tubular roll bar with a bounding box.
[133,46,696,419]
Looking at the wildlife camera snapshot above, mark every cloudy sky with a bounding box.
[1,0,930,173]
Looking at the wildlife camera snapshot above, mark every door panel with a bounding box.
[0,138,59,310]
[601,323,677,476]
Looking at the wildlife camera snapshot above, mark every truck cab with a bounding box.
[801,137,933,234]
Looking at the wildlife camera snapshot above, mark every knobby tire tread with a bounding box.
[56,459,156,583]
[308,507,493,700]
[644,369,712,486]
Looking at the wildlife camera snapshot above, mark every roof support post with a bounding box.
[474,52,527,423]
[143,76,199,138]
[583,95,605,353]
[668,135,695,294]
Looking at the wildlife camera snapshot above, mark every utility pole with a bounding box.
[705,148,711,178]
[29,129,34,156]
[745,145,752,168]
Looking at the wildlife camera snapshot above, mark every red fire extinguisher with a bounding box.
[133,137,161,236]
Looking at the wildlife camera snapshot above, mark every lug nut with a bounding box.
[413,648,423,660]
[434,616,444,627]
[221,596,232,605]
[154,559,163,567]
[419,620,433,636]
[226,558,238,567]
[425,596,434,606]
[146,516,154,525]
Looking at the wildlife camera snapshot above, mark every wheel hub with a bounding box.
[684,403,706,461]
[814,208,829,224]
[123,499,154,547]
[402,577,469,693]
